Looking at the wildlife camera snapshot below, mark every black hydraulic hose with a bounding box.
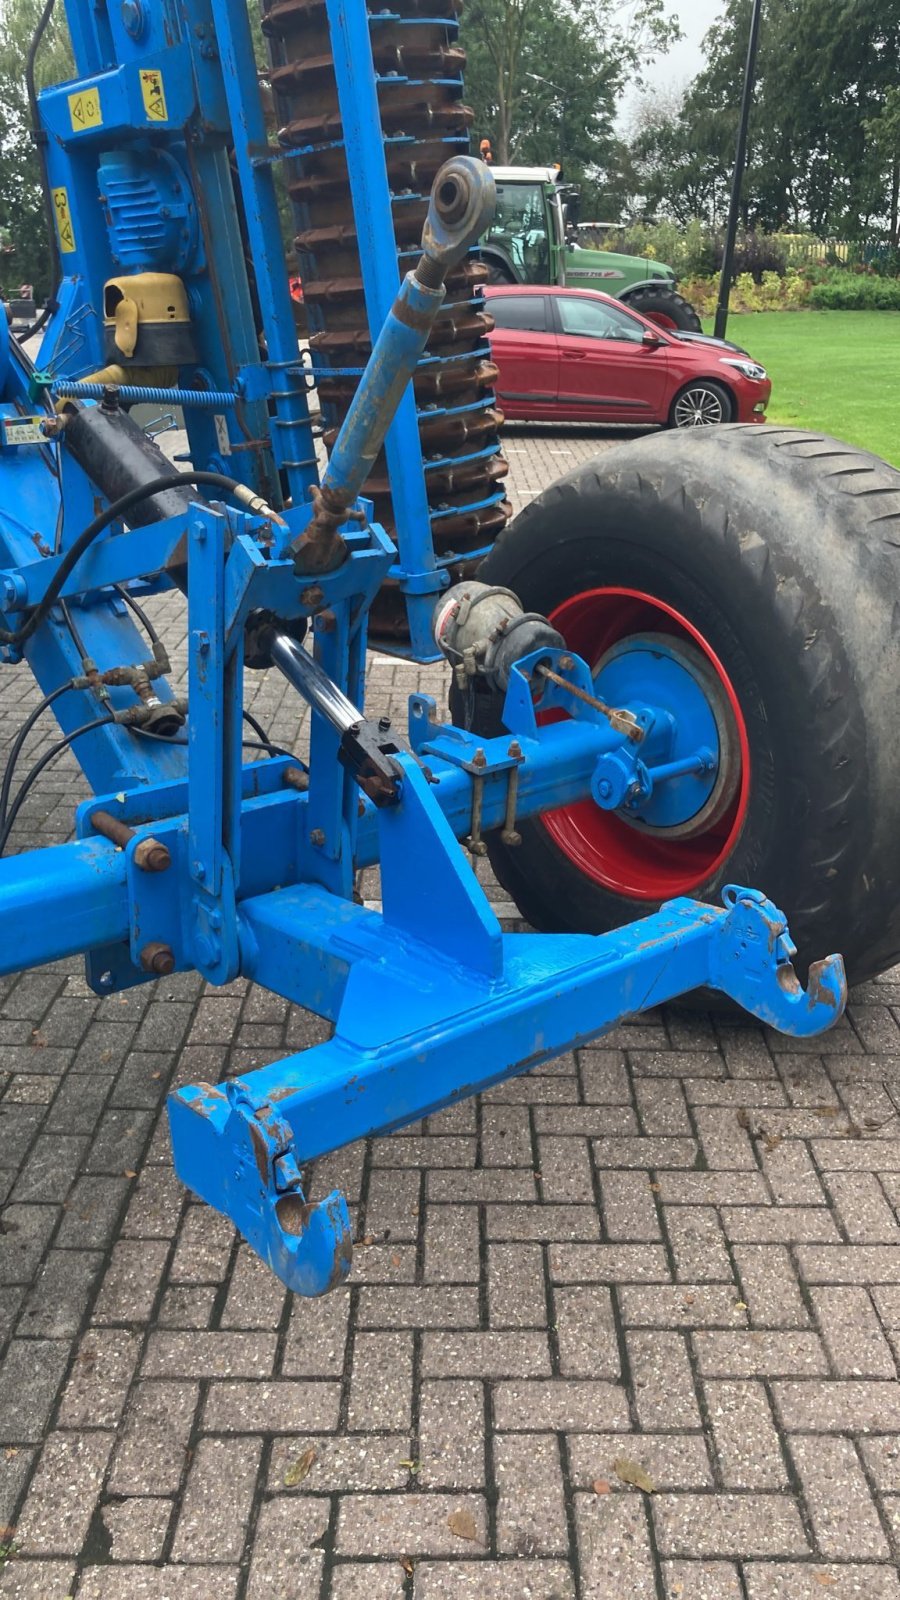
[0,714,114,856]
[0,680,72,832]
[23,0,61,338]
[115,585,161,646]
[0,469,249,648]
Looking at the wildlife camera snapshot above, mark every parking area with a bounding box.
[2,426,900,1600]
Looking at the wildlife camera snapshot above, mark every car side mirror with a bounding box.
[642,328,662,347]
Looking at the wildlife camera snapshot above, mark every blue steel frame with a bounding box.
[0,0,847,1296]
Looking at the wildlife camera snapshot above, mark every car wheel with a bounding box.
[452,426,900,991]
[670,380,733,428]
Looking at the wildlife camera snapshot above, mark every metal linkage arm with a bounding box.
[290,156,495,575]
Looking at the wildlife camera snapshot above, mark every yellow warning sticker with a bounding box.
[51,187,76,254]
[139,67,168,123]
[68,87,102,131]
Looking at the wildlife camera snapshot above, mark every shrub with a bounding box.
[808,274,900,310]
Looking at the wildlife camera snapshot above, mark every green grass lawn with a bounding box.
[700,310,900,466]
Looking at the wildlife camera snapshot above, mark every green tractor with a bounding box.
[478,165,701,332]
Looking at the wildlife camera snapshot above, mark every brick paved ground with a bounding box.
[2,423,900,1599]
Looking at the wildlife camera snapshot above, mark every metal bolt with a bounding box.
[378,716,391,734]
[507,740,523,762]
[310,828,325,847]
[283,766,309,792]
[208,908,223,931]
[597,779,612,800]
[140,941,176,977]
[197,631,210,656]
[558,654,575,671]
[472,747,487,769]
[192,859,206,882]
[133,836,171,873]
[2,578,18,607]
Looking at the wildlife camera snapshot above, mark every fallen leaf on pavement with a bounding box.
[592,1479,611,1495]
[813,1576,837,1588]
[614,1457,655,1493]
[283,1445,317,1487]
[447,1509,480,1542]
[399,1557,414,1576]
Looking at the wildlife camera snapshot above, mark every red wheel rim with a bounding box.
[542,588,751,899]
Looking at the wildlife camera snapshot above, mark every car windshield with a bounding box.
[485,183,550,281]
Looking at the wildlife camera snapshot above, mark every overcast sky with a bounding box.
[619,0,726,125]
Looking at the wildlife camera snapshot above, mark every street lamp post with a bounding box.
[714,0,764,340]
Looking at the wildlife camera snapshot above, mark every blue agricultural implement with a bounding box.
[1,0,899,1296]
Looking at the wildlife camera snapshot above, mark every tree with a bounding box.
[0,0,73,299]
[630,0,900,240]
[461,0,680,186]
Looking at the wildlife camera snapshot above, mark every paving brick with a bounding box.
[759,1140,827,1207]
[719,1207,840,1243]
[0,1561,77,1598]
[742,1564,900,1599]
[732,1245,810,1327]
[858,1436,900,1494]
[487,1205,599,1242]
[348,1331,413,1430]
[336,1492,487,1556]
[0,1340,69,1443]
[774,1380,900,1432]
[0,1205,58,1285]
[203,1378,340,1433]
[119,1168,183,1239]
[412,1560,576,1598]
[634,1077,691,1135]
[269,1434,411,1493]
[57,1328,140,1428]
[789,1434,890,1559]
[424,1203,480,1282]
[419,1379,485,1488]
[536,1136,593,1204]
[495,1432,568,1556]
[158,1284,216,1328]
[827,1172,900,1242]
[591,1136,697,1169]
[574,1492,657,1599]
[91,1240,168,1324]
[373,1136,475,1169]
[243,1497,326,1600]
[171,1435,262,1561]
[102,1497,172,1561]
[662,1560,743,1598]
[142,1331,277,1378]
[655,1172,770,1206]
[694,1331,828,1378]
[282,1283,350,1376]
[422,1330,550,1379]
[579,1049,631,1102]
[628,1330,702,1430]
[18,1248,102,1337]
[795,1245,900,1283]
[598,1170,661,1240]
[549,1244,670,1283]
[653,1493,809,1557]
[0,1446,35,1530]
[219,1244,286,1330]
[10,1136,87,1206]
[536,1106,637,1137]
[705,1380,787,1488]
[488,1243,547,1328]
[480,1100,528,1164]
[327,1565,403,1600]
[168,1205,235,1282]
[567,1431,712,1491]
[618,1285,747,1328]
[554,1286,619,1378]
[811,1286,897,1377]
[77,1566,240,1598]
[666,1206,733,1280]
[364,1166,421,1240]
[493,1380,629,1432]
[357,1285,480,1328]
[14,1430,114,1554]
[109,1381,199,1495]
[427,1170,536,1203]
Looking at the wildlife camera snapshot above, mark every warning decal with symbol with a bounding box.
[139,68,168,123]
[67,88,102,131]
[51,188,77,254]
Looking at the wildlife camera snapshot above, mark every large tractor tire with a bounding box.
[624,284,702,332]
[453,427,900,990]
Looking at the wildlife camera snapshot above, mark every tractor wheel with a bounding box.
[624,284,702,332]
[453,426,900,990]
[483,261,516,286]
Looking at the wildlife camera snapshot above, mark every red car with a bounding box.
[485,284,771,428]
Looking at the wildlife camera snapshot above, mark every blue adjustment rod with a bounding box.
[290,156,496,575]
